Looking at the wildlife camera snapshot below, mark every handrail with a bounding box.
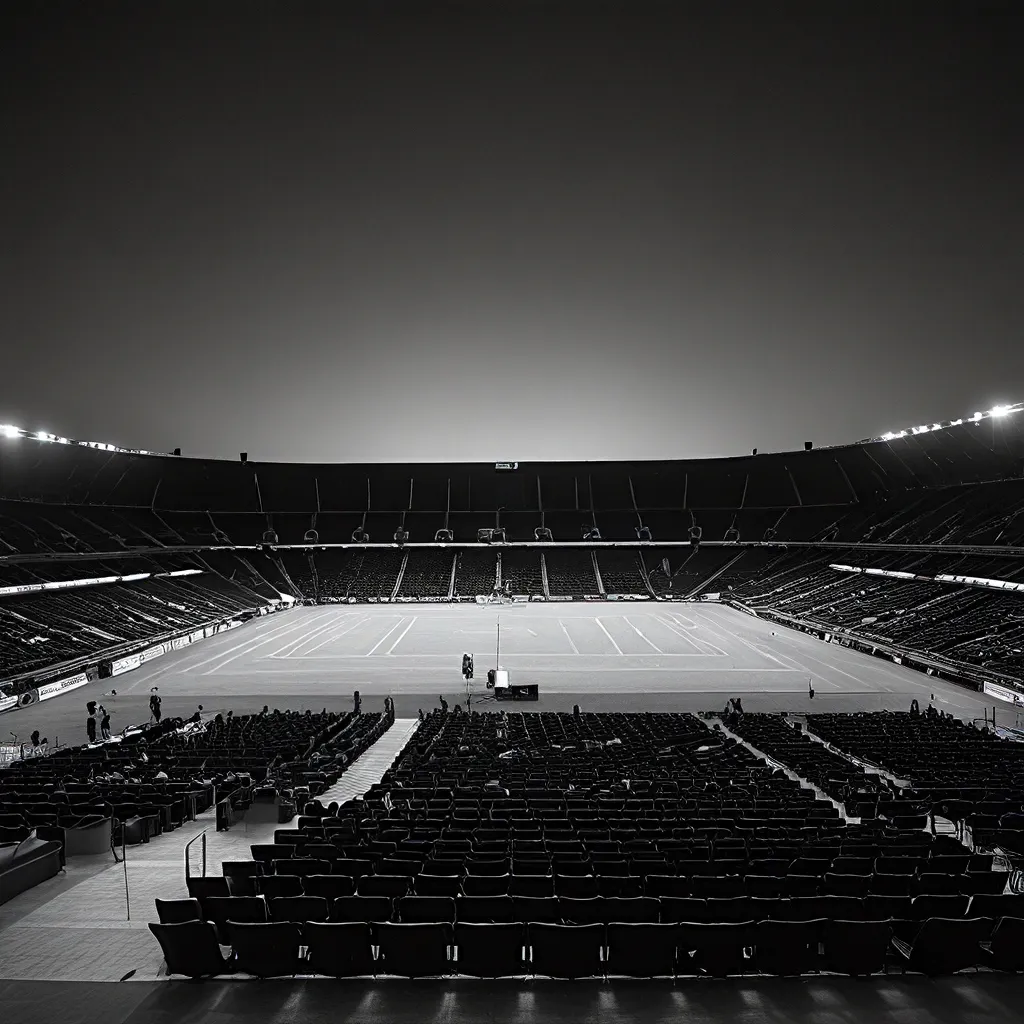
[184,828,207,882]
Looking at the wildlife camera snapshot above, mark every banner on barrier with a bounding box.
[37,672,89,700]
[111,642,166,676]
[0,695,18,713]
[985,681,1024,706]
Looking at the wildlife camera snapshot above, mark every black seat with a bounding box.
[754,919,824,976]
[677,921,753,977]
[358,875,411,898]
[332,895,393,923]
[606,923,677,977]
[154,898,202,924]
[454,922,527,977]
[376,922,453,977]
[529,923,604,978]
[513,896,563,923]
[397,896,456,924]
[302,875,354,901]
[821,919,892,976]
[230,921,304,978]
[982,917,1024,972]
[205,896,268,943]
[892,917,989,975]
[304,921,376,977]
[148,921,232,979]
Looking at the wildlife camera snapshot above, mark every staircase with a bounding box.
[317,719,420,805]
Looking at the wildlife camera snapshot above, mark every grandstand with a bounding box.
[1,408,1024,1021]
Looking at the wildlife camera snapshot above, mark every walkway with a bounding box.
[317,718,420,805]
[0,718,421,983]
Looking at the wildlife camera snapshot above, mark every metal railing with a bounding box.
[184,828,207,882]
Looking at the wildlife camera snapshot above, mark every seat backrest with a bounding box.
[148,920,226,977]
[398,896,456,923]
[911,895,970,920]
[332,895,393,923]
[154,897,202,924]
[270,895,330,923]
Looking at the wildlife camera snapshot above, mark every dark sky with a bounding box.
[2,1,1022,464]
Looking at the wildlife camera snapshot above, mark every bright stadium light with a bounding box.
[1,424,20,439]
[973,412,983,421]
[951,418,963,426]
[990,404,1012,417]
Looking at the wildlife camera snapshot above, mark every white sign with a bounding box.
[37,672,89,699]
[984,681,1024,706]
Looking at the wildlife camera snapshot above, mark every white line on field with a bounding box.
[624,616,663,654]
[559,619,580,655]
[386,616,418,654]
[365,617,407,656]
[595,618,624,656]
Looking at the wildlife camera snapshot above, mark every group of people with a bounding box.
[85,701,111,743]
[722,696,745,727]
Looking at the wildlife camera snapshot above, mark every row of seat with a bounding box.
[211,867,1007,900]
[166,891,1024,934]
[149,916,1024,979]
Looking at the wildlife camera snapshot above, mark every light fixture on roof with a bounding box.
[989,404,1012,417]
[0,424,20,439]
[973,412,983,421]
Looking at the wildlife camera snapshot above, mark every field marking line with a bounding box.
[594,618,624,656]
[656,614,720,655]
[270,610,362,659]
[662,609,730,657]
[187,608,337,672]
[365,617,407,656]
[299,614,374,657]
[694,609,789,666]
[386,616,418,654]
[559,619,580,655]
[624,616,663,654]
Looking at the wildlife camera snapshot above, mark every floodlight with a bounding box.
[35,430,52,440]
[882,432,895,440]
[1,424,20,439]
[932,424,941,430]
[951,419,963,426]
[973,412,983,421]
[989,404,1012,417]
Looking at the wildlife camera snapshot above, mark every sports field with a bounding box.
[12,602,1000,747]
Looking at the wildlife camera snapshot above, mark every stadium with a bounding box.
[2,408,1024,1023]
[5,3,1024,1022]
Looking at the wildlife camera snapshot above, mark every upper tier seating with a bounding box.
[498,550,545,598]
[453,551,497,598]
[544,550,598,596]
[0,574,268,682]
[595,550,649,595]
[397,550,455,600]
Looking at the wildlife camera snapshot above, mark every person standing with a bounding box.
[149,691,162,725]
[100,706,111,741]
[86,701,98,743]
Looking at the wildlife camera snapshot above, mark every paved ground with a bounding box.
[9,602,1002,750]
